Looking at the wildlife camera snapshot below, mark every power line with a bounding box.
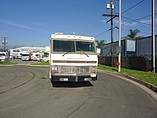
[122,25,151,36]
[105,0,145,23]
[135,14,152,21]
[121,18,152,36]
[95,29,110,38]
[95,0,153,42]
[122,0,145,14]
[107,0,147,25]
[124,13,157,22]
[122,16,151,26]
[93,0,146,40]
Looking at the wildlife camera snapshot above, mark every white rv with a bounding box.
[49,33,98,82]
[10,49,22,59]
[31,52,40,61]
[0,52,7,62]
[21,52,31,61]
[42,52,50,62]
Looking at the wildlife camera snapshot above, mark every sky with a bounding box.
[0,0,156,47]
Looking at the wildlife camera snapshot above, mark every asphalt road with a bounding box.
[0,65,157,118]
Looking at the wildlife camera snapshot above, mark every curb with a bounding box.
[98,69,157,93]
[122,74,157,93]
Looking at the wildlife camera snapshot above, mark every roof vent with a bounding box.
[55,32,63,35]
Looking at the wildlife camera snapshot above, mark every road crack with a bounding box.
[66,97,90,118]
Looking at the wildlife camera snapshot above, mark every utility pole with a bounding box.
[118,0,122,72]
[152,0,156,73]
[2,37,8,52]
[110,0,114,67]
[102,0,118,67]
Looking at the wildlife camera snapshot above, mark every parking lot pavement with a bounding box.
[0,66,157,118]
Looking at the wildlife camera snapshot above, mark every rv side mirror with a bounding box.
[97,48,101,55]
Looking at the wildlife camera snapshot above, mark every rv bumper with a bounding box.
[51,74,97,82]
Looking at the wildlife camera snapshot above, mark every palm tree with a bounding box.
[95,40,105,46]
[125,29,143,40]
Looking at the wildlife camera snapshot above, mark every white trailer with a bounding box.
[49,33,98,82]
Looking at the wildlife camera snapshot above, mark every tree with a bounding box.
[125,29,143,40]
[95,40,105,46]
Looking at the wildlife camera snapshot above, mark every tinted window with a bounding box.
[53,40,74,52]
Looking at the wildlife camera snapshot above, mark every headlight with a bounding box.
[91,67,97,73]
[52,66,58,70]
[51,66,59,73]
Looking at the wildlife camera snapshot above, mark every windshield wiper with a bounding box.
[62,48,74,57]
[77,47,89,57]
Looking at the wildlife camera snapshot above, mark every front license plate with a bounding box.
[90,74,96,77]
[59,78,68,81]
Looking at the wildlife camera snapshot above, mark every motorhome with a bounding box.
[49,33,98,82]
[42,52,50,62]
[21,52,31,61]
[10,49,22,59]
[0,52,7,62]
[31,52,40,61]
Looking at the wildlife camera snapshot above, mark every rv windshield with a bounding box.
[53,40,74,52]
[44,53,49,57]
[0,53,5,56]
[53,40,95,53]
[76,41,95,52]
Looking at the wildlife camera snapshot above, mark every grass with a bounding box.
[98,64,157,86]
[31,62,50,66]
[0,61,17,65]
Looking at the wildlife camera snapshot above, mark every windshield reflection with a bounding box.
[53,40,95,53]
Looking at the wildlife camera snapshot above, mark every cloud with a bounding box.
[114,19,157,27]
[99,20,107,23]
[0,19,49,33]
[122,21,137,26]
[0,19,33,30]
[30,22,49,27]
[99,19,138,26]
[140,19,157,24]
[114,19,138,26]
[140,19,151,24]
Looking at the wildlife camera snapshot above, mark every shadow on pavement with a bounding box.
[52,81,93,88]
